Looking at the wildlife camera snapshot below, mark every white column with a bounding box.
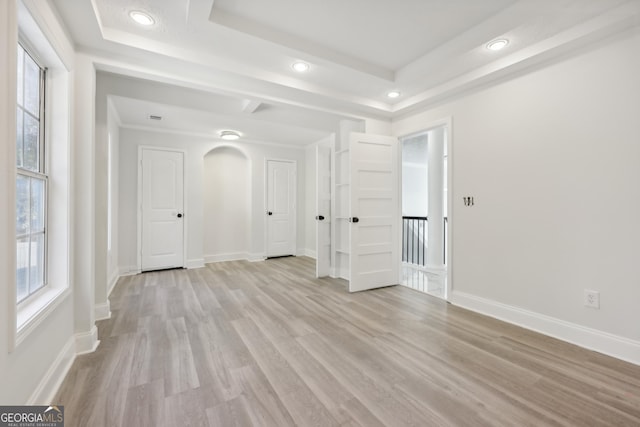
[73,53,99,353]
[427,127,445,267]
[94,78,110,320]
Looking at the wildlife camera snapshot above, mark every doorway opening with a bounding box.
[400,125,449,299]
[203,146,251,263]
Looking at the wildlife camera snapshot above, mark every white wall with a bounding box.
[93,72,110,319]
[365,117,392,136]
[393,29,640,363]
[106,100,120,295]
[117,128,308,270]
[203,147,250,261]
[402,134,428,216]
[402,165,428,216]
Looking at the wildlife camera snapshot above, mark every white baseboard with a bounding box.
[334,267,350,281]
[204,252,249,264]
[75,325,100,355]
[94,301,111,321]
[186,258,205,269]
[119,265,140,276]
[300,249,316,259]
[452,291,640,366]
[27,337,75,405]
[248,253,265,262]
[107,269,119,296]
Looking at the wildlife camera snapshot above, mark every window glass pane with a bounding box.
[23,113,39,172]
[31,178,45,232]
[17,46,24,106]
[16,175,30,235]
[16,108,23,167]
[16,44,46,303]
[24,53,40,118]
[29,233,45,294]
[16,236,29,302]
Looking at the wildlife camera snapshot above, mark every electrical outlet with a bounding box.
[584,290,600,309]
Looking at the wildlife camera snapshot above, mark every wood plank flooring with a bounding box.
[55,256,640,426]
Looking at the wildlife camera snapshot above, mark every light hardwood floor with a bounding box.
[55,256,640,426]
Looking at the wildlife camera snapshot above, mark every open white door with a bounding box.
[266,160,296,258]
[140,148,185,271]
[349,133,399,292]
[316,141,332,277]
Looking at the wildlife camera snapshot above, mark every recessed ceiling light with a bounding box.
[129,10,155,26]
[292,61,310,72]
[219,130,241,141]
[387,91,401,99]
[487,39,509,51]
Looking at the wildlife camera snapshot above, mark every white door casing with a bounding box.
[139,148,185,271]
[266,160,296,258]
[316,141,332,277]
[349,133,400,292]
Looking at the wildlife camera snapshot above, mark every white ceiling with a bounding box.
[209,0,516,71]
[51,0,640,146]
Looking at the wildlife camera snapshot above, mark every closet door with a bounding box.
[140,148,185,271]
[266,160,296,258]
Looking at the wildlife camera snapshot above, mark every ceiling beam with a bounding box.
[242,99,262,114]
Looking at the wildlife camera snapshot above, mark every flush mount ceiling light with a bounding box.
[219,130,241,141]
[292,61,310,72]
[387,91,401,99]
[129,10,155,26]
[487,39,509,51]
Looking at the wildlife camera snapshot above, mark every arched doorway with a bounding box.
[203,146,251,262]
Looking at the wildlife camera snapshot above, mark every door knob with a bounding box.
[267,211,273,216]
[349,217,359,223]
[316,215,325,221]
[177,213,183,218]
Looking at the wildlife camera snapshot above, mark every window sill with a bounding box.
[16,286,71,348]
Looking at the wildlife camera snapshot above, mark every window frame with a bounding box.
[16,41,49,305]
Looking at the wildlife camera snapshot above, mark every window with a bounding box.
[16,43,47,303]
[12,2,72,346]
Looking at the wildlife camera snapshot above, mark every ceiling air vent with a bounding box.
[148,114,162,121]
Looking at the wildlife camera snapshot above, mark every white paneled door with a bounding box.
[316,141,332,277]
[140,148,185,271]
[266,160,296,258]
[349,133,399,292]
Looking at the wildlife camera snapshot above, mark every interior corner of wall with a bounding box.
[186,258,205,269]
[248,253,265,262]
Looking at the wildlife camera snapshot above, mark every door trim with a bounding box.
[397,116,453,301]
[137,146,187,272]
[264,158,297,259]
